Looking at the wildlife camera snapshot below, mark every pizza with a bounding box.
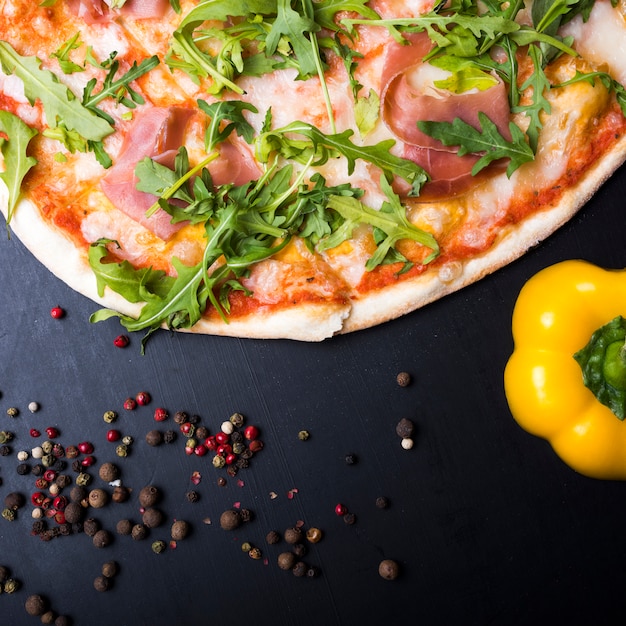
[1,0,626,342]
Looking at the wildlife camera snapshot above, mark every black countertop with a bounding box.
[1,165,626,626]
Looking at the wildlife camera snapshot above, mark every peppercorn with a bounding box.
[69,485,88,503]
[401,438,414,450]
[375,496,390,509]
[219,509,241,531]
[93,529,112,548]
[93,575,111,592]
[396,371,412,387]
[41,611,57,625]
[3,578,19,593]
[75,472,92,486]
[16,463,30,475]
[0,445,10,456]
[249,547,262,560]
[55,616,71,626]
[378,559,400,580]
[111,486,130,503]
[395,417,415,439]
[171,520,190,541]
[138,485,160,508]
[195,425,209,440]
[116,519,133,535]
[212,455,226,469]
[292,543,307,558]
[103,410,117,424]
[131,524,148,541]
[173,411,188,425]
[284,527,303,544]
[25,594,48,616]
[306,527,323,543]
[4,492,25,510]
[65,445,79,459]
[88,488,108,509]
[0,565,9,583]
[142,508,164,528]
[6,407,18,417]
[115,444,128,458]
[56,474,72,489]
[343,513,357,525]
[277,552,296,571]
[185,490,199,503]
[151,540,166,554]
[145,430,163,446]
[98,462,119,483]
[344,453,358,465]
[266,530,280,545]
[229,412,245,427]
[63,502,83,525]
[102,561,119,578]
[28,401,40,413]
[217,477,227,487]
[83,518,100,537]
[292,561,307,577]
[231,431,243,444]
[2,508,16,521]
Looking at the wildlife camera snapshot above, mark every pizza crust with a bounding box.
[342,133,626,334]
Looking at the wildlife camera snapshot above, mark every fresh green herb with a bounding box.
[0,111,38,227]
[418,112,535,177]
[50,33,84,74]
[256,120,429,195]
[429,55,499,93]
[319,176,439,270]
[0,41,112,143]
[197,99,258,152]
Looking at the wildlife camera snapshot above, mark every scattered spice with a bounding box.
[284,527,303,545]
[395,418,415,439]
[131,524,148,541]
[151,540,166,554]
[116,519,133,535]
[98,463,119,483]
[396,371,412,387]
[113,334,129,348]
[145,430,163,447]
[185,490,199,503]
[378,559,400,580]
[219,509,241,531]
[92,529,112,549]
[25,594,48,616]
[102,561,119,578]
[93,575,112,592]
[277,552,296,571]
[344,453,357,465]
[401,438,414,450]
[49,306,65,319]
[171,520,190,541]
[375,496,390,509]
[297,430,310,441]
[292,561,307,577]
[142,508,164,529]
[306,528,323,544]
[138,485,160,508]
[343,513,357,525]
[266,530,280,545]
[88,489,108,509]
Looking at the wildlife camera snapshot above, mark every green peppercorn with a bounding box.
[3,578,19,593]
[6,407,18,417]
[212,455,226,469]
[151,540,166,554]
[115,444,128,458]
[41,454,54,468]
[298,430,310,441]
[41,441,53,454]
[103,410,117,424]
[1,508,15,521]
[229,412,245,427]
[0,431,13,444]
[241,541,253,552]
[121,435,134,446]
[75,472,92,486]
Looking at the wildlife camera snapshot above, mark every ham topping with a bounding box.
[380,32,512,197]
[101,107,194,241]
[67,0,169,23]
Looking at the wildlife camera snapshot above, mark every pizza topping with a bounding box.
[100,106,193,240]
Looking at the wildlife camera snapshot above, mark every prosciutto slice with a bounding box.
[101,107,194,241]
[67,0,169,22]
[381,32,511,196]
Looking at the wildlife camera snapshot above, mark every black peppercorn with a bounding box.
[0,565,9,583]
[145,430,163,447]
[378,559,400,580]
[292,561,307,577]
[266,530,280,544]
[231,431,243,444]
[395,418,415,439]
[219,509,241,531]
[173,411,188,424]
[292,543,307,558]
[138,485,160,508]
[16,463,30,475]
[0,445,10,456]
[185,490,199,503]
[239,508,253,523]
[195,426,209,440]
[375,496,390,509]
[163,430,177,444]
[4,492,25,510]
[344,453,358,465]
[217,477,227,487]
[343,513,357,525]
[32,520,47,535]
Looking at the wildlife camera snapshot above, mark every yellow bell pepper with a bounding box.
[504,259,626,480]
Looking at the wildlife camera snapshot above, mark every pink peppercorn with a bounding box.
[153,407,168,422]
[50,306,65,319]
[135,392,151,406]
[113,335,129,348]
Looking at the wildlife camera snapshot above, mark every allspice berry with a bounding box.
[171,520,190,541]
[93,575,111,592]
[102,561,119,578]
[116,519,133,535]
[266,530,280,545]
[63,502,83,524]
[83,518,100,537]
[219,509,241,531]
[378,559,400,580]
[277,552,297,571]
[0,565,9,583]
[25,594,47,616]
[55,616,71,626]
[145,430,163,446]
[292,561,307,577]
[111,486,130,503]
[41,611,57,625]
[396,371,412,387]
[98,462,119,483]
[88,488,108,509]
[93,529,112,549]
[142,508,164,528]
[395,418,415,439]
[138,485,160,508]
[284,526,303,544]
[69,485,88,503]
[131,523,148,541]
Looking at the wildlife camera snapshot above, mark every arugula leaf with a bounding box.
[50,33,84,74]
[0,111,38,226]
[256,121,429,195]
[197,99,258,152]
[418,112,534,176]
[429,55,499,93]
[0,40,112,142]
[318,177,439,269]
[313,0,379,32]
